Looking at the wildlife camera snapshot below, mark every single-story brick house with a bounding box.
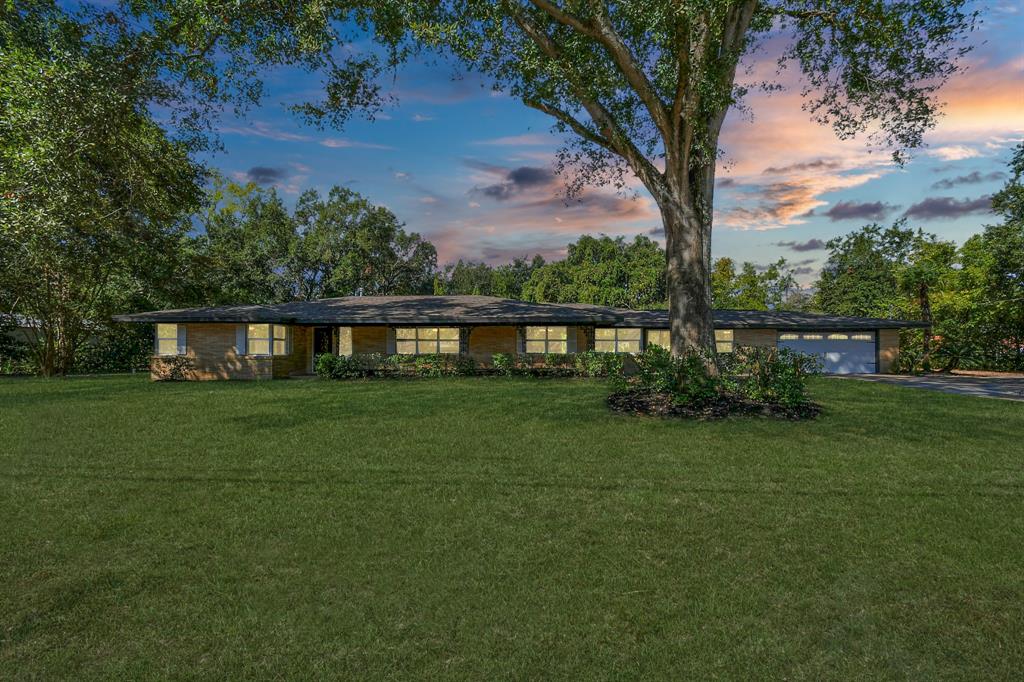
[113,295,927,380]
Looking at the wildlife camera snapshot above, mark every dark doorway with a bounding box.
[313,327,334,355]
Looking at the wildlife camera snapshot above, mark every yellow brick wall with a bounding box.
[352,326,388,354]
[468,326,517,361]
[272,325,312,378]
[150,323,314,380]
[877,329,899,374]
[151,323,270,380]
[733,328,777,347]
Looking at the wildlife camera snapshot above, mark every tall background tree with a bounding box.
[0,5,204,375]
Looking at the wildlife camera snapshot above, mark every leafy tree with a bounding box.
[492,255,547,299]
[522,235,665,308]
[710,257,800,310]
[435,260,501,296]
[0,5,204,375]
[100,0,975,361]
[815,222,921,319]
[194,182,437,302]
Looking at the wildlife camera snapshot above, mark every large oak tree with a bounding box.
[7,0,976,363]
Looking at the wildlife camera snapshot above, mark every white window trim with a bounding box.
[155,324,186,357]
[241,323,291,357]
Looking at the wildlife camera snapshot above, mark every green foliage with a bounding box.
[632,346,720,408]
[152,356,195,381]
[0,6,204,376]
[72,325,153,374]
[711,257,804,310]
[572,351,624,378]
[522,235,667,309]
[725,347,821,408]
[194,181,437,305]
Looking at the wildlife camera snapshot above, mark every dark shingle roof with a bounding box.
[114,296,927,329]
[615,308,929,330]
[113,296,621,325]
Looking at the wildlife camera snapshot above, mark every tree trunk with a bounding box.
[662,201,716,367]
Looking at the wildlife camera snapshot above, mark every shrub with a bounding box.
[491,352,516,376]
[727,346,820,407]
[574,351,625,378]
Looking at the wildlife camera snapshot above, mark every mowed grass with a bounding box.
[1,376,1022,680]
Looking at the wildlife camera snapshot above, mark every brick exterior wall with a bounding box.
[352,326,388,354]
[733,328,777,347]
[151,323,312,380]
[467,326,517,361]
[877,329,900,374]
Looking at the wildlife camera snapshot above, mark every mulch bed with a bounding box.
[607,388,822,421]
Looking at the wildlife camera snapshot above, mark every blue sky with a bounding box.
[203,3,1023,282]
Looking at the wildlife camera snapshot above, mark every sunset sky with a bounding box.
[206,3,1023,282]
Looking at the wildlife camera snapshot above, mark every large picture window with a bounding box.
[525,326,567,353]
[156,323,184,356]
[594,328,641,353]
[396,327,460,354]
[645,329,733,352]
[247,324,289,356]
[646,329,669,349]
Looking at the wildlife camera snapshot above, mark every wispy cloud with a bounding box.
[931,170,1006,189]
[821,201,900,222]
[219,121,311,142]
[927,145,982,161]
[774,238,828,252]
[320,138,395,150]
[412,114,435,122]
[474,133,552,146]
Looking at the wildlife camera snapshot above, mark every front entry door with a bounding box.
[313,327,334,356]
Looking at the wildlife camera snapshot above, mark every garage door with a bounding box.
[777,332,876,374]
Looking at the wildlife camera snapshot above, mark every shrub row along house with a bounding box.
[114,296,927,380]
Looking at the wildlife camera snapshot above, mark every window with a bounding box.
[779,333,799,341]
[645,329,732,352]
[646,329,670,349]
[156,323,183,356]
[246,324,289,356]
[715,329,734,353]
[396,327,460,354]
[525,326,567,353]
[595,328,641,353]
[851,333,874,341]
[801,333,824,340]
[827,333,849,340]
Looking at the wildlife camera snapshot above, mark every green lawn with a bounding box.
[1,376,1022,679]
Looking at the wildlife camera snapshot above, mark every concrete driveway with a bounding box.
[844,374,1024,401]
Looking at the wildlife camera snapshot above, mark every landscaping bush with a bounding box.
[725,346,821,407]
[610,345,821,419]
[573,350,625,378]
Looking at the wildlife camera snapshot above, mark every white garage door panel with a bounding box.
[777,334,876,374]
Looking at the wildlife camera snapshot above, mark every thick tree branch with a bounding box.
[510,9,667,199]
[523,98,614,152]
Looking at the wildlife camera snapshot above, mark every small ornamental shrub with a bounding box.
[728,346,821,407]
[574,351,625,378]
[491,352,516,376]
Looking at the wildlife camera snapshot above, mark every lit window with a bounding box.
[396,327,460,354]
[779,333,799,341]
[525,326,567,354]
[646,329,670,349]
[156,323,183,356]
[247,324,290,356]
[715,329,734,354]
[594,328,641,353]
[802,333,823,340]
[828,333,849,340]
[851,333,874,341]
